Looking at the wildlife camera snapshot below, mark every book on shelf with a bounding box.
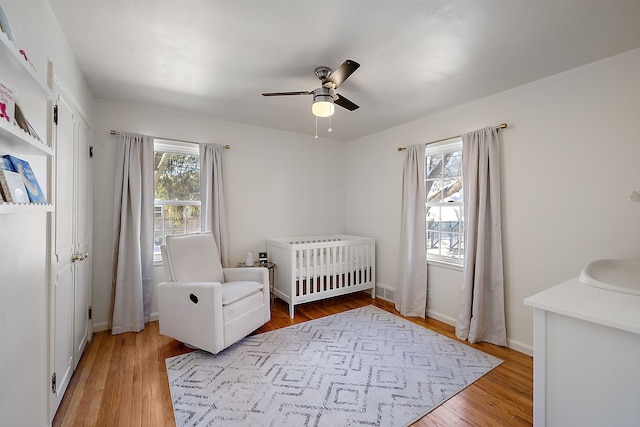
[0,156,14,171]
[13,103,29,134]
[13,103,42,141]
[3,154,46,203]
[0,169,29,203]
[0,80,15,124]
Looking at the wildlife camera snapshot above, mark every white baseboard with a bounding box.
[91,312,159,334]
[426,309,457,326]
[93,321,109,333]
[427,309,533,356]
[507,338,533,356]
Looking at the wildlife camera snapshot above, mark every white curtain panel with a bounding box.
[111,132,154,335]
[456,127,507,346]
[199,143,229,268]
[396,143,428,317]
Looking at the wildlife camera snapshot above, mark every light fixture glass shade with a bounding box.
[312,99,335,117]
[312,87,335,117]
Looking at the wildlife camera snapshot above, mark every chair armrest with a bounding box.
[223,267,268,287]
[157,281,225,353]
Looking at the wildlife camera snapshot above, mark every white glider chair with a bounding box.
[157,232,270,354]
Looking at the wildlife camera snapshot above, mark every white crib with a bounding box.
[266,235,376,318]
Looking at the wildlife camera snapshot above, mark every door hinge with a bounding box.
[51,373,57,393]
[88,306,92,320]
[53,104,58,125]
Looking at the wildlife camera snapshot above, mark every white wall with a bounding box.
[346,47,640,354]
[91,99,348,330]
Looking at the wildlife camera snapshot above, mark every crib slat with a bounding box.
[312,247,318,294]
[316,247,320,293]
[356,245,361,285]
[320,248,323,292]
[305,248,310,295]
[299,249,304,296]
[320,246,326,292]
[330,246,338,289]
[338,245,343,289]
[360,245,364,283]
[345,245,349,288]
[364,244,369,283]
[368,244,372,282]
[308,248,312,293]
[355,244,360,286]
[343,245,348,288]
[346,245,352,288]
[303,248,308,295]
[311,248,315,294]
[356,244,361,285]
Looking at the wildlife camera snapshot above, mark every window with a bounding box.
[153,139,201,257]
[425,138,464,264]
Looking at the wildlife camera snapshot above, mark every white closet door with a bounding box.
[50,90,75,420]
[73,113,92,368]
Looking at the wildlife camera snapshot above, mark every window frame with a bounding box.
[153,139,201,261]
[425,137,464,266]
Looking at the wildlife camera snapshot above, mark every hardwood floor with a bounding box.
[52,293,533,426]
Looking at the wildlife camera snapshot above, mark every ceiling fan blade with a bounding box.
[262,91,312,96]
[334,94,359,111]
[325,60,360,88]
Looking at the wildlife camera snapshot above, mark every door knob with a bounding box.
[72,252,90,262]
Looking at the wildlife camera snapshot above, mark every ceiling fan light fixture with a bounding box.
[312,98,334,117]
[312,87,335,117]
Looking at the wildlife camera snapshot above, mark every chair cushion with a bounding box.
[222,281,263,305]
[164,232,224,282]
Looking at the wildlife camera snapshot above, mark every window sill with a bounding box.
[427,258,463,272]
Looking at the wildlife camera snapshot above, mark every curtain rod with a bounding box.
[397,123,508,152]
[110,130,230,149]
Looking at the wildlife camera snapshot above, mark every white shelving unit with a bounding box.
[0,31,53,100]
[0,30,54,213]
[0,117,53,155]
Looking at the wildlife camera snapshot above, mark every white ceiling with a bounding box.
[46,1,640,141]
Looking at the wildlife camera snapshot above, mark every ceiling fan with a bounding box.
[262,59,360,118]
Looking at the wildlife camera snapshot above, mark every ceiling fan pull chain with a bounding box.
[315,116,319,139]
[328,116,333,133]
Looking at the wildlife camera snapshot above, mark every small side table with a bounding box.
[237,261,275,302]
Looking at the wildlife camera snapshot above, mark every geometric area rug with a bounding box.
[166,305,502,427]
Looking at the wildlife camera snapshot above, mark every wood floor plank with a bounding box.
[53,292,533,426]
[54,328,101,425]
